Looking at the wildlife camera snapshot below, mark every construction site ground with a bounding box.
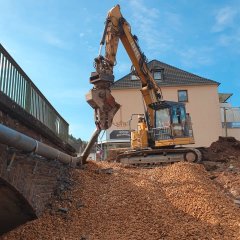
[1,137,240,240]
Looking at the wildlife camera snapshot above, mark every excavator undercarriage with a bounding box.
[116,148,202,167]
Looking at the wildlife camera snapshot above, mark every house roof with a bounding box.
[218,93,233,103]
[111,60,220,89]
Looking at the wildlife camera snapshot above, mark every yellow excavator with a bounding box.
[83,5,201,166]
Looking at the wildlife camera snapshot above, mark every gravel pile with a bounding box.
[1,161,240,240]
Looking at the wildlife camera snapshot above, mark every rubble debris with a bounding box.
[80,236,89,240]
[107,148,129,162]
[94,167,114,174]
[58,207,68,213]
[214,171,240,198]
[201,136,240,163]
[76,201,85,209]
[1,161,240,240]
[234,199,240,206]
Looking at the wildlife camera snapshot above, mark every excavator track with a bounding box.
[116,148,202,167]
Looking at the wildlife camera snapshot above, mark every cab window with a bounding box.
[155,108,171,128]
[172,106,186,124]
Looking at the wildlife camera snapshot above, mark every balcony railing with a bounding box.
[0,44,69,141]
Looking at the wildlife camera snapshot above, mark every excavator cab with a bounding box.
[150,101,194,147]
[131,101,195,150]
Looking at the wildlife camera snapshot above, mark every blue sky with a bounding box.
[0,0,239,140]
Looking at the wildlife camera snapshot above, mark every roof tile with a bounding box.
[112,60,219,89]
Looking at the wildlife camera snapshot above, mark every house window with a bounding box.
[178,90,188,102]
[152,70,162,80]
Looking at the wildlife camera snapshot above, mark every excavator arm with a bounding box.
[86,4,162,131]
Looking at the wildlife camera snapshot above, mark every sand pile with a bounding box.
[1,161,240,240]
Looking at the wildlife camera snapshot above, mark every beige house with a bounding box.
[101,60,223,157]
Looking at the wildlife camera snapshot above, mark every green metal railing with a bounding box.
[0,44,69,141]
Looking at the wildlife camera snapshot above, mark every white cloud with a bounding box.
[212,6,240,51]
[218,34,234,46]
[164,12,182,30]
[127,0,178,57]
[129,0,160,18]
[42,32,66,49]
[79,32,85,38]
[212,6,238,32]
[79,29,94,42]
[128,0,158,31]
[178,47,214,68]
[218,31,240,53]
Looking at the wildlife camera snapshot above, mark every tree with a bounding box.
[68,134,88,153]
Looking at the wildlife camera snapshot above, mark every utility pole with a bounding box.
[223,107,228,137]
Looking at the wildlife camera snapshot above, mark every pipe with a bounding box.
[80,128,101,164]
[0,123,80,166]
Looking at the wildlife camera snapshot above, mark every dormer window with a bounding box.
[131,74,139,80]
[152,69,163,81]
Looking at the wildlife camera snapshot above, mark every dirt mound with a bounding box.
[202,137,240,162]
[107,148,129,162]
[2,161,240,240]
